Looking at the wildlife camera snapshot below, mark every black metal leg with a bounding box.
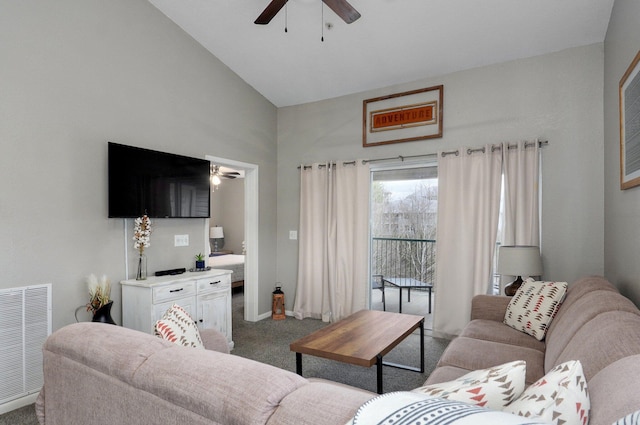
[376,355,383,394]
[419,320,425,373]
[428,288,432,314]
[408,287,411,302]
[296,352,302,375]
[398,288,403,313]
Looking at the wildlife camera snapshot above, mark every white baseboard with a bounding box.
[0,392,39,415]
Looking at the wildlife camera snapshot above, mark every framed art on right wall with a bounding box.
[620,50,640,190]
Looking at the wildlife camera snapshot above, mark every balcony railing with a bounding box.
[371,237,436,287]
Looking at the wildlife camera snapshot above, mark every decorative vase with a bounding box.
[92,301,117,325]
[136,253,147,280]
[195,260,205,270]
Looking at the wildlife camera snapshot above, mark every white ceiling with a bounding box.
[148,0,614,108]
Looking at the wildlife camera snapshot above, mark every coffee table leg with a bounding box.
[296,352,302,376]
[376,355,383,394]
[398,288,403,314]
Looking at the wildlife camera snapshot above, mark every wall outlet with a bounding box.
[289,230,297,240]
[174,234,189,247]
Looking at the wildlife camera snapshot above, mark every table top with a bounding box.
[289,309,424,367]
[383,277,433,288]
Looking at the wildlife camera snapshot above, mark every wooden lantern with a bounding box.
[272,286,285,320]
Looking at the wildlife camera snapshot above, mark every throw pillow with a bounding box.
[613,410,640,425]
[503,279,568,340]
[503,360,589,425]
[154,304,204,349]
[350,392,552,425]
[412,360,526,410]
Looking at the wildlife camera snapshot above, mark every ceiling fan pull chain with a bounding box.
[284,4,288,33]
[321,2,324,42]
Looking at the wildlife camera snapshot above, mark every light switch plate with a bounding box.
[289,230,297,240]
[174,234,189,247]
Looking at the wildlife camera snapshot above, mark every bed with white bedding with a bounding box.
[209,254,245,288]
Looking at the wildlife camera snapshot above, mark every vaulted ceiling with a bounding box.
[148,0,614,107]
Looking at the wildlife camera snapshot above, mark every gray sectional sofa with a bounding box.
[426,276,640,425]
[36,276,640,424]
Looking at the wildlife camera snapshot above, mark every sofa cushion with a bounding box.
[504,360,589,425]
[436,336,545,385]
[412,360,526,410]
[460,319,546,352]
[504,279,567,341]
[154,304,204,349]
[350,393,552,425]
[544,289,640,370]
[551,311,640,380]
[588,355,640,425]
[267,380,374,425]
[133,344,308,425]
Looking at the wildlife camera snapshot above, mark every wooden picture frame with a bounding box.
[620,50,640,190]
[363,85,443,147]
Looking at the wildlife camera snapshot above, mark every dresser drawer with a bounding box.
[152,280,196,303]
[196,274,231,294]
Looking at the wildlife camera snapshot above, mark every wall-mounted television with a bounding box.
[108,142,210,218]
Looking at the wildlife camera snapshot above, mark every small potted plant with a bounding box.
[195,253,206,270]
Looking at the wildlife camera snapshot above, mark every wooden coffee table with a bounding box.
[290,309,424,394]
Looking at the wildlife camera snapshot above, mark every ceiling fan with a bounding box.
[211,165,240,180]
[255,0,361,25]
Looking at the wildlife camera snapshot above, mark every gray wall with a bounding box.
[277,44,605,308]
[0,0,277,331]
[604,0,640,305]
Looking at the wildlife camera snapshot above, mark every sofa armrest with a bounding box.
[470,295,511,321]
[200,329,230,354]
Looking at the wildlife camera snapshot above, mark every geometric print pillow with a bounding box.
[154,304,204,349]
[350,392,553,425]
[503,360,590,425]
[504,279,568,340]
[412,361,526,410]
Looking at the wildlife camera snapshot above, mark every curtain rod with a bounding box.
[298,139,548,169]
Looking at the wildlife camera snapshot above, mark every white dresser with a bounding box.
[121,269,233,349]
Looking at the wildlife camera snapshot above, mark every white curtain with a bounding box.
[433,146,503,338]
[294,160,370,322]
[502,140,540,246]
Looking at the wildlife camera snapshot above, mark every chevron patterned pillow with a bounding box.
[503,279,568,340]
[503,360,589,425]
[412,360,526,410]
[154,304,204,349]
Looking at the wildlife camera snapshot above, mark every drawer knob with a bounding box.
[169,288,184,293]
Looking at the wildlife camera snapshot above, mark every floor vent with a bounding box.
[0,284,51,406]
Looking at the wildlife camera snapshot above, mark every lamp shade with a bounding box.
[210,227,224,239]
[497,246,543,277]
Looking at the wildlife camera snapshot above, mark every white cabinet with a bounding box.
[121,270,233,349]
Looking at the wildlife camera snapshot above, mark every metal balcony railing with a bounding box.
[371,237,436,288]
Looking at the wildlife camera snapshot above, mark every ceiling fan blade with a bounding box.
[255,0,289,25]
[322,0,360,24]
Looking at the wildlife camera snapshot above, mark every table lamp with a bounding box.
[210,226,224,253]
[497,245,543,296]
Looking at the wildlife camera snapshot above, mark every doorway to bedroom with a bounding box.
[206,155,258,323]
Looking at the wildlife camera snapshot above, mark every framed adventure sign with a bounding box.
[363,85,443,147]
[620,50,640,190]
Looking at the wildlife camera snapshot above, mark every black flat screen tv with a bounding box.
[108,142,210,218]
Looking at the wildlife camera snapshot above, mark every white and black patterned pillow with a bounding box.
[350,392,551,425]
[504,279,567,340]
